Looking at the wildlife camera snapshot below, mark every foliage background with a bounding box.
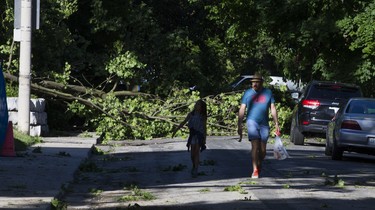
[1,0,374,140]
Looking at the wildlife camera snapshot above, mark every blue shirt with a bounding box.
[241,88,275,126]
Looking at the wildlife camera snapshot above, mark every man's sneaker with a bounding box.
[251,169,259,179]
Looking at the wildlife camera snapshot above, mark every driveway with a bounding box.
[62,136,375,210]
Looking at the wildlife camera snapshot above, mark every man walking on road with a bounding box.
[237,72,280,178]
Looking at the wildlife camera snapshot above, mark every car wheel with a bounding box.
[324,131,332,156]
[292,125,305,145]
[331,137,343,160]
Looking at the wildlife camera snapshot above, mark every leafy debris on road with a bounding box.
[324,175,345,188]
[118,185,156,202]
[224,184,248,194]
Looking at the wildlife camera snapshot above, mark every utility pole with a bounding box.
[17,0,32,134]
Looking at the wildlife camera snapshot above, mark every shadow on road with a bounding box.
[61,138,375,209]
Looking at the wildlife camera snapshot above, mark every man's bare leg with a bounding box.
[251,140,260,175]
[258,142,267,171]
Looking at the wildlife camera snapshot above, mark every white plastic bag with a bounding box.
[273,136,289,160]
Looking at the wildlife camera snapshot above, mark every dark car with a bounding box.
[290,81,363,145]
[325,98,375,160]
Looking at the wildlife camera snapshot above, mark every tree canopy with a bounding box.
[1,0,374,139]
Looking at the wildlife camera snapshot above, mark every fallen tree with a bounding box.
[3,72,241,141]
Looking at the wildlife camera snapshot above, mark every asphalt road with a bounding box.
[59,136,375,210]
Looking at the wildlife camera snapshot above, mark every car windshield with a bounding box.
[346,100,375,114]
[309,84,361,100]
[228,76,244,88]
[229,76,251,90]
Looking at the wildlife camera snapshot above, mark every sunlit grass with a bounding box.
[14,129,42,151]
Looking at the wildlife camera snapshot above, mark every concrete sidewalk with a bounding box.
[0,135,96,209]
